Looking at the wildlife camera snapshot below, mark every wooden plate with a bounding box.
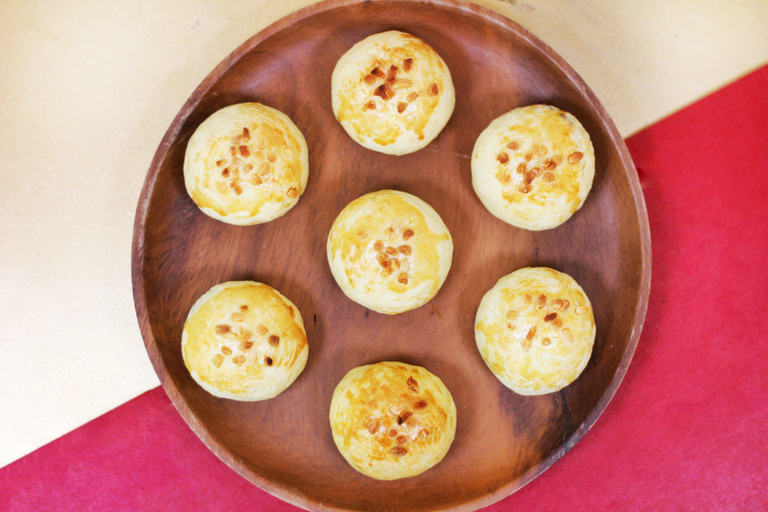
[132,0,651,510]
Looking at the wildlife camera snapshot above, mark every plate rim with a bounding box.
[131,0,652,510]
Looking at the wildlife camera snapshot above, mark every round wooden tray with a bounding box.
[132,0,651,510]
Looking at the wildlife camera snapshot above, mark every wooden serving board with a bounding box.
[132,0,651,510]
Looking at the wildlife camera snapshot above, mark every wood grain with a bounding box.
[131,0,651,510]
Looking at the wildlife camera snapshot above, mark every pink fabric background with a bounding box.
[3,65,767,511]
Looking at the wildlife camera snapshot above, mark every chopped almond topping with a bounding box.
[216,159,226,167]
[221,346,233,355]
[402,228,414,240]
[568,151,584,164]
[364,100,376,110]
[232,355,246,365]
[256,325,268,335]
[552,154,564,165]
[398,245,412,256]
[407,377,419,392]
[518,183,532,194]
[215,325,230,335]
[240,341,254,351]
[371,66,385,78]
[377,253,389,267]
[398,273,408,285]
[561,300,570,311]
[542,337,551,346]
[286,187,299,198]
[250,174,262,186]
[230,146,237,156]
[397,102,408,114]
[232,183,243,195]
[264,356,273,366]
[231,135,242,145]
[506,141,520,150]
[428,83,439,96]
[373,240,384,252]
[239,304,248,312]
[267,153,276,162]
[268,335,280,346]
[374,83,395,100]
[543,172,556,183]
[524,171,535,184]
[231,312,244,322]
[221,168,230,178]
[384,65,398,83]
[497,152,509,164]
[403,58,413,71]
[406,92,418,102]
[544,313,558,322]
[239,145,250,157]
[363,74,376,86]
[537,294,547,308]
[243,163,253,173]
[400,411,413,422]
[213,354,224,368]
[414,399,427,409]
[385,247,397,256]
[390,446,407,457]
[526,325,537,340]
[242,127,250,141]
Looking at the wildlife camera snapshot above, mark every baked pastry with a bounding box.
[331,30,455,155]
[329,362,457,480]
[184,102,309,225]
[475,267,596,395]
[182,281,308,401]
[327,190,453,314]
[471,104,595,230]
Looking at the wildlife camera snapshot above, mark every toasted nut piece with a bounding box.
[286,187,299,198]
[232,183,243,195]
[250,174,262,186]
[561,300,571,311]
[268,335,280,346]
[516,163,526,174]
[414,399,428,409]
[537,294,547,308]
[524,171,535,184]
[552,154,564,165]
[403,58,413,71]
[390,446,407,457]
[543,172,556,183]
[231,312,244,322]
[373,240,385,252]
[256,325,268,335]
[221,168,230,178]
[215,324,230,335]
[402,228,414,240]
[406,92,418,102]
[240,341,254,351]
[407,377,419,392]
[518,183,532,194]
[230,146,237,156]
[384,65,398,83]
[396,435,407,445]
[231,135,242,145]
[363,74,376,86]
[221,346,233,355]
[238,145,249,157]
[428,83,439,96]
[497,152,509,164]
[526,325,537,340]
[232,355,246,365]
[385,246,397,256]
[242,127,250,141]
[389,429,397,437]
[506,141,520,150]
[364,100,376,110]
[544,313,558,322]
[568,151,584,164]
[216,159,226,167]
[398,273,408,285]
[542,337,552,346]
[213,354,224,368]
[400,411,413,422]
[398,245,412,256]
[397,102,408,114]
[371,67,385,78]
[264,356,273,366]
[364,418,380,435]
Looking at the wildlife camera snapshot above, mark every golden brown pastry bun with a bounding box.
[472,104,595,230]
[327,190,453,314]
[475,267,596,395]
[331,30,455,155]
[182,281,308,401]
[184,102,309,225]
[329,362,457,480]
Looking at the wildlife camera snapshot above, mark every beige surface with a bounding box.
[0,0,766,468]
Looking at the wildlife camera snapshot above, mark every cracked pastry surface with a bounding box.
[329,361,457,480]
[327,190,453,314]
[331,30,455,155]
[182,281,308,401]
[184,102,309,225]
[472,104,595,230]
[475,267,596,395]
